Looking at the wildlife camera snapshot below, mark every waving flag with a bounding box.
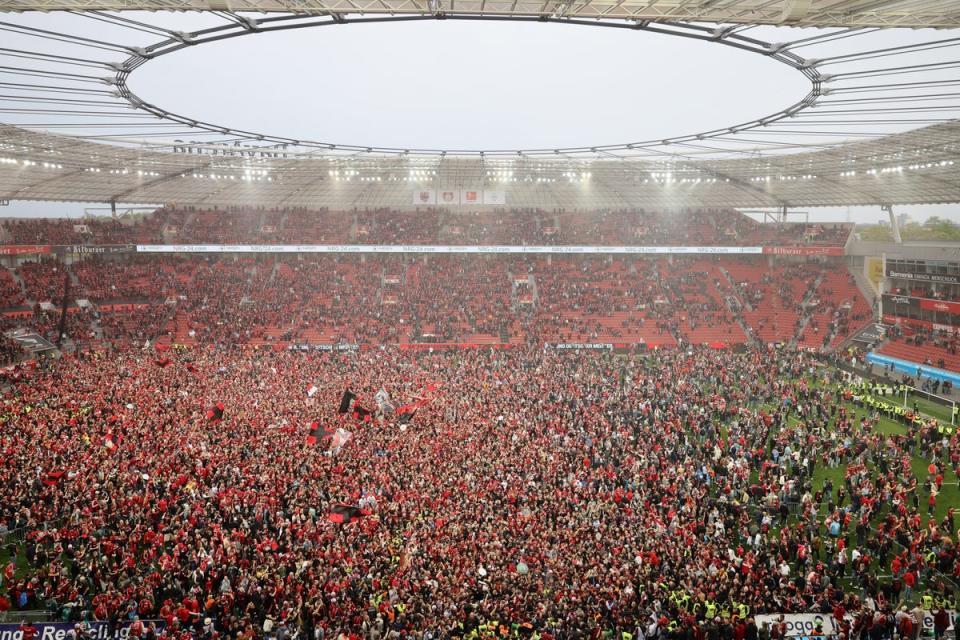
[306,421,335,446]
[337,390,356,414]
[398,406,418,425]
[330,428,352,455]
[206,402,225,423]
[327,504,369,525]
[375,388,395,414]
[43,470,66,486]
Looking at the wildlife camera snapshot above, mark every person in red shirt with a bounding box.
[904,570,917,602]
[934,607,950,640]
[19,622,38,640]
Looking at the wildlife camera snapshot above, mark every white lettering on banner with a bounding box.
[136,245,767,255]
[756,611,956,637]
[755,614,837,637]
[921,610,956,632]
[0,621,165,640]
[551,343,614,350]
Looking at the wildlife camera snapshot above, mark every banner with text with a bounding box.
[755,613,837,637]
[886,268,960,285]
[753,611,958,636]
[0,620,167,640]
[0,245,50,256]
[919,298,960,315]
[761,246,845,256]
[883,294,921,313]
[884,294,960,316]
[136,245,767,255]
[55,244,135,256]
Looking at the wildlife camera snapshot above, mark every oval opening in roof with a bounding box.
[127,19,809,152]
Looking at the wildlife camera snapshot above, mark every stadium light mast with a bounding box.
[881,204,902,244]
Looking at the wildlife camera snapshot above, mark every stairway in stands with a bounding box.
[154,310,196,348]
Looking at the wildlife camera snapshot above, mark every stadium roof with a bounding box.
[0,1,959,208]
[3,0,960,28]
[2,121,958,208]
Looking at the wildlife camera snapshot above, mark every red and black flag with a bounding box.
[398,406,418,425]
[155,357,171,368]
[352,405,372,422]
[327,504,369,525]
[206,402,225,423]
[337,390,356,414]
[306,421,335,446]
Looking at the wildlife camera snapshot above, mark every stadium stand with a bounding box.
[0,252,871,354]
[1,208,853,248]
[878,325,960,373]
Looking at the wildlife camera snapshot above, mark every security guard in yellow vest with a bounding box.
[705,600,717,620]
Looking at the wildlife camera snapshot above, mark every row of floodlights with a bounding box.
[185,173,273,181]
[843,160,955,177]
[1,158,63,169]
[750,175,818,182]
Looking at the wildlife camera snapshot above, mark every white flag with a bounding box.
[374,388,395,413]
[330,428,353,456]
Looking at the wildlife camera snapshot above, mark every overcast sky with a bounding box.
[130,19,807,151]
[0,13,958,222]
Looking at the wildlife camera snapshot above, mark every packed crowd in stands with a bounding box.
[16,260,69,305]
[73,256,180,302]
[3,216,165,246]
[0,267,24,308]
[0,345,958,640]
[1,208,853,248]
[0,254,872,358]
